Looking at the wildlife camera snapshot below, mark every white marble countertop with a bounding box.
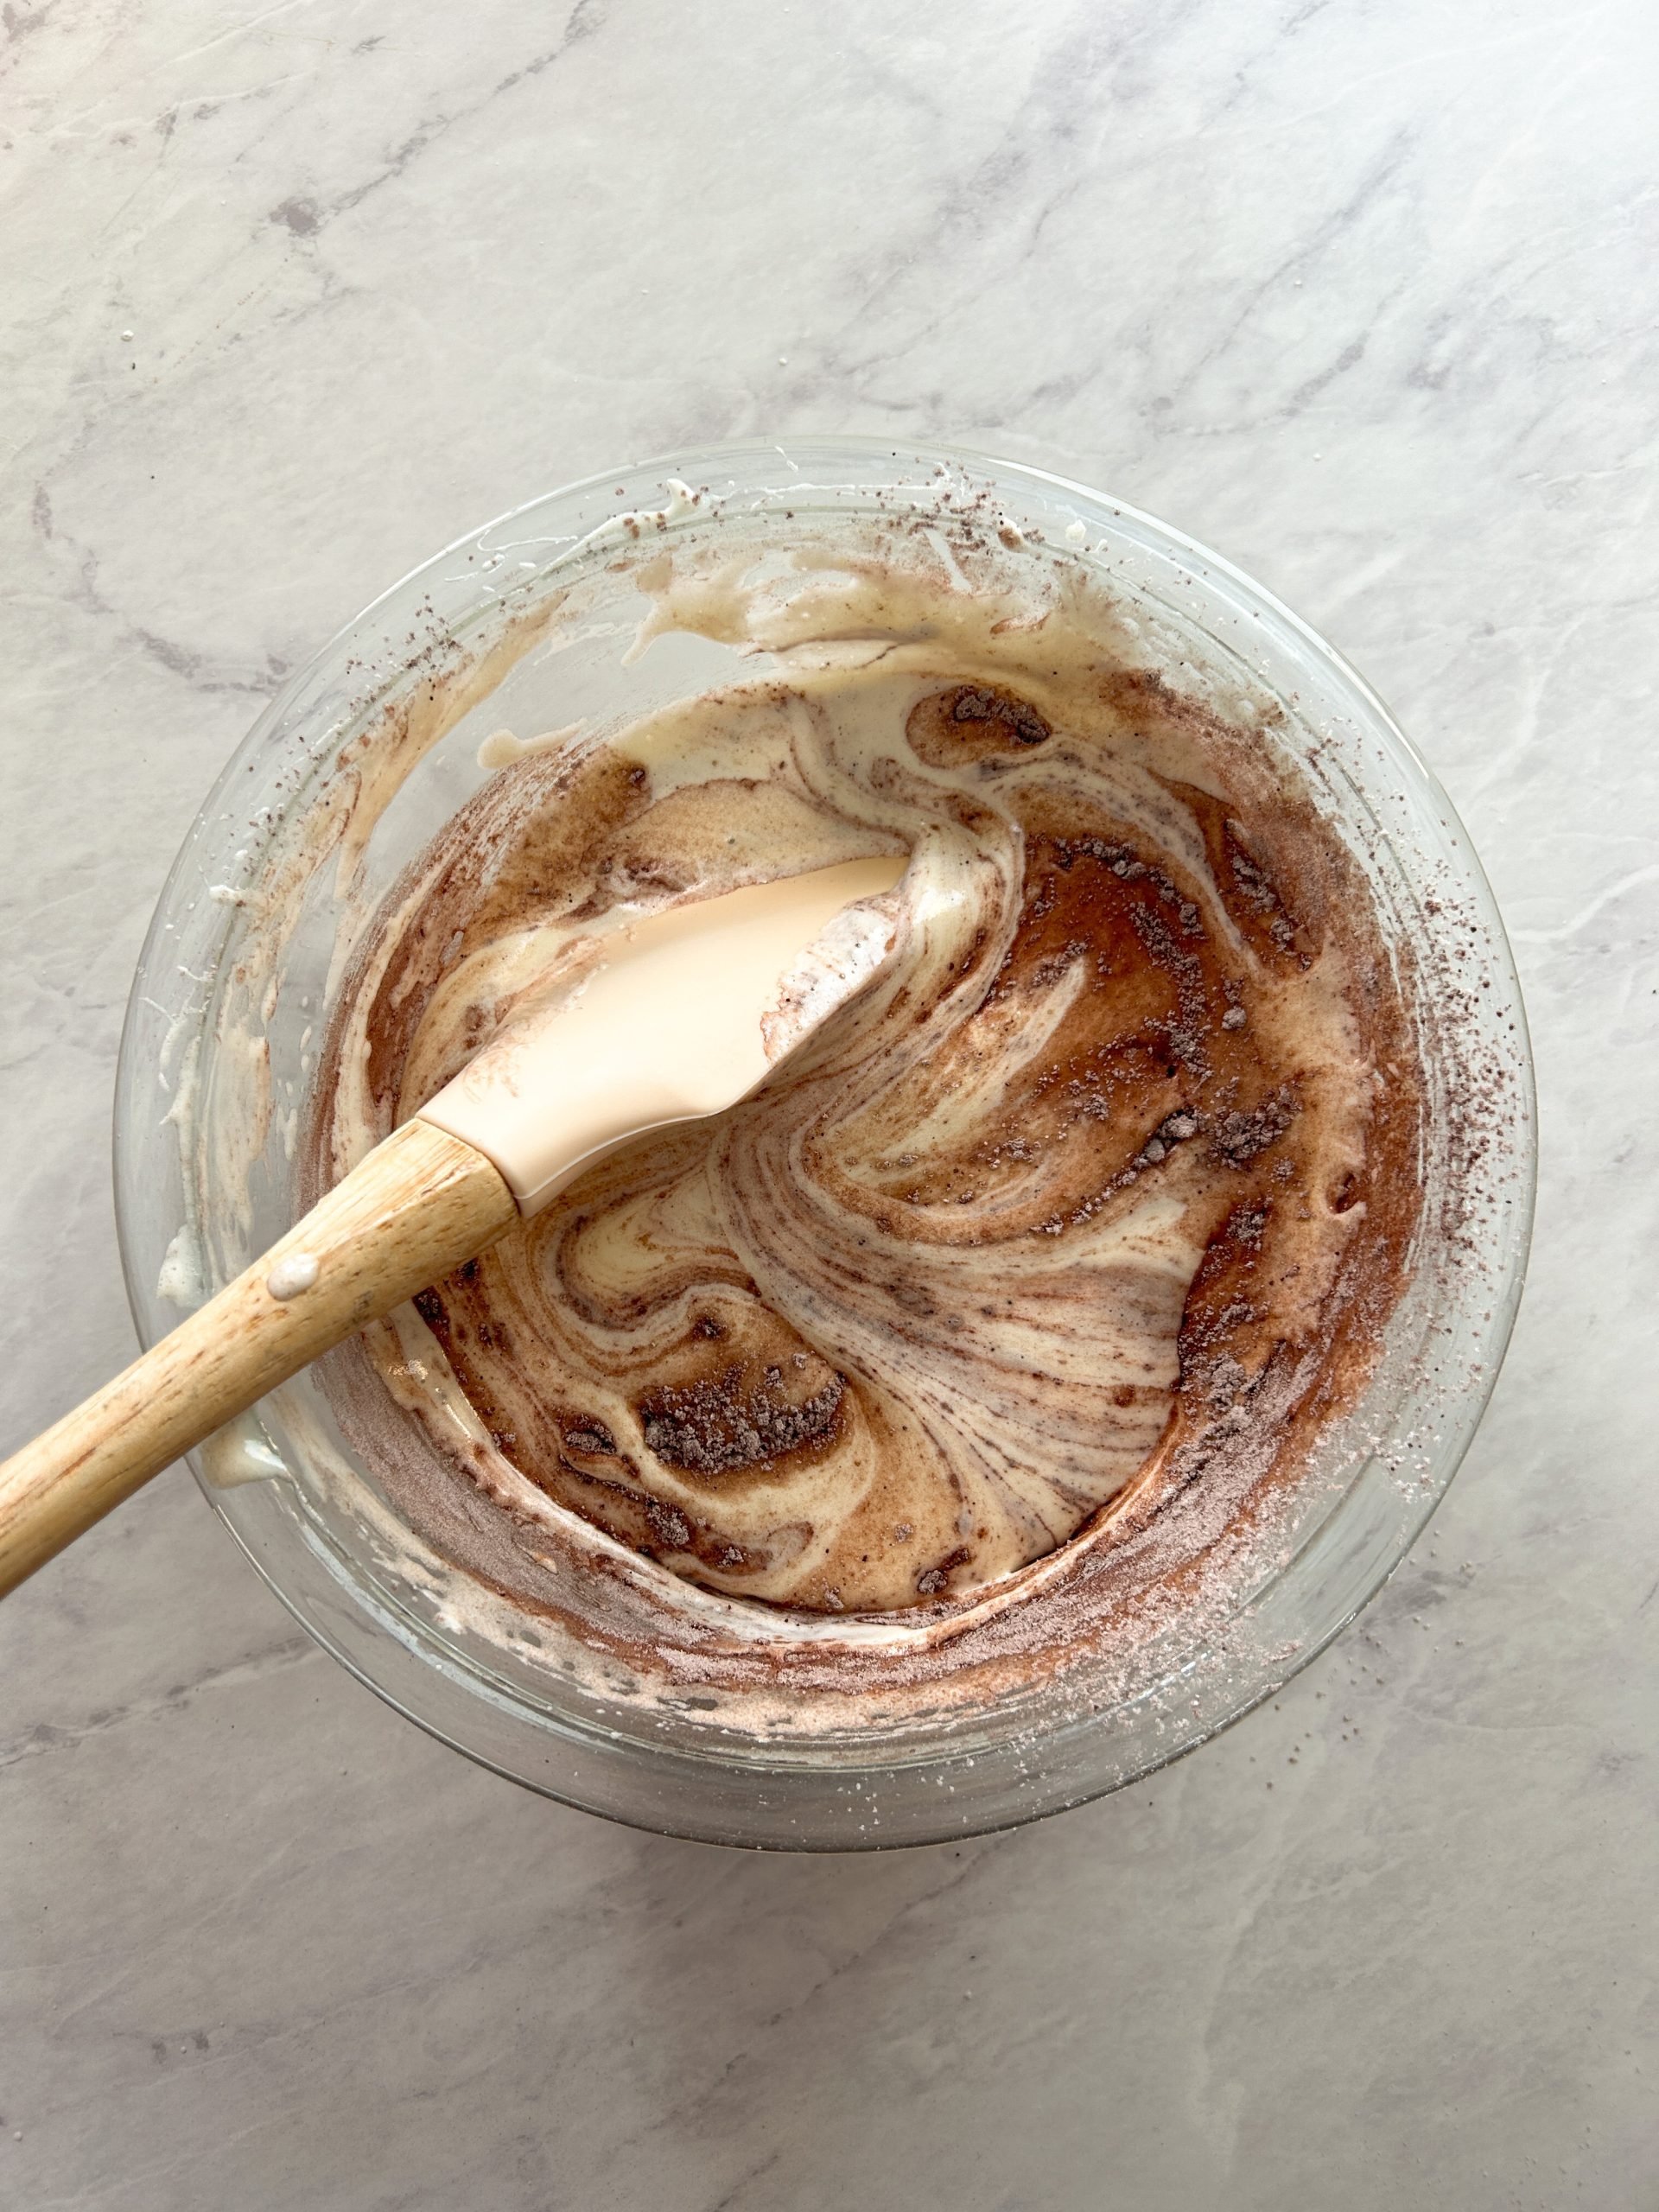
[3,3,1654,2206]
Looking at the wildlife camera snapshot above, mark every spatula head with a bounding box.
[417,855,906,1216]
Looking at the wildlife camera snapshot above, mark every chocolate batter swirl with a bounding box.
[310,545,1421,1623]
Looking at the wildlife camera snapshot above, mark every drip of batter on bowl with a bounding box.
[305,520,1424,1637]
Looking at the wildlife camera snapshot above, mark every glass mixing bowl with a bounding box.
[114,439,1535,1847]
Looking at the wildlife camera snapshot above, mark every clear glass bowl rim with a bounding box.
[113,435,1538,1849]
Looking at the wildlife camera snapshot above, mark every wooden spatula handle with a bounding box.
[0,1119,516,1598]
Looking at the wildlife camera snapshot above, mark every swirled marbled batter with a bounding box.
[309,537,1421,1622]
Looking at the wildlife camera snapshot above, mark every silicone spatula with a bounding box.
[0,855,905,1596]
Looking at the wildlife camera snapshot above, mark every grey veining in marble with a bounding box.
[2,3,1656,2207]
